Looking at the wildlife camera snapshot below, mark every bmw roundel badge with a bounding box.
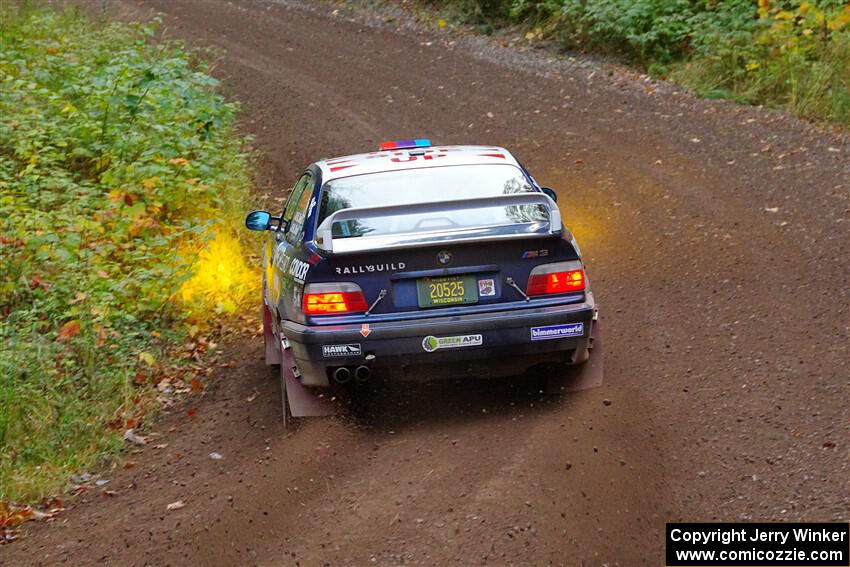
[437,250,452,265]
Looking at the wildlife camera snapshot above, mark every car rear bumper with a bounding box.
[282,297,596,387]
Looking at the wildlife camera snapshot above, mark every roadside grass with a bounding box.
[426,0,850,127]
[0,4,257,504]
[673,16,850,125]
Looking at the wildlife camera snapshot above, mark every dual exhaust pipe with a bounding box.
[332,365,371,384]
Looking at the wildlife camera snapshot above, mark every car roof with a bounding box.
[315,145,522,182]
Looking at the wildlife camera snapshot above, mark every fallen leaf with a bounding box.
[0,501,61,530]
[186,407,197,418]
[40,497,63,511]
[27,510,54,521]
[95,325,106,347]
[166,500,186,511]
[134,370,146,385]
[56,320,81,342]
[138,351,155,366]
[2,528,21,543]
[69,292,87,305]
[0,504,32,528]
[437,18,447,29]
[190,377,203,393]
[29,276,49,290]
[122,429,146,446]
[70,473,92,484]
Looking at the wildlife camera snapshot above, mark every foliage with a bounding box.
[433,0,850,125]
[677,1,850,124]
[0,4,256,503]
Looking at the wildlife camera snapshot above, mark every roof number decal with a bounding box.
[390,148,450,163]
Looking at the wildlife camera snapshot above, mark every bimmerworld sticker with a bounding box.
[530,323,584,341]
[322,343,362,358]
[422,334,482,352]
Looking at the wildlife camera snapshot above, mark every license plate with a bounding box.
[417,275,478,308]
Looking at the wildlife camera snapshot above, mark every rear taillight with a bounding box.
[527,261,585,296]
[303,283,368,315]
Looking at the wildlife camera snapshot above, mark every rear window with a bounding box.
[318,164,544,239]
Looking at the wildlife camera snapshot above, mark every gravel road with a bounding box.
[3,1,848,565]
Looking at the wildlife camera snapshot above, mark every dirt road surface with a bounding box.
[4,1,848,565]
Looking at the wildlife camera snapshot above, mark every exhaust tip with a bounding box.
[354,365,371,382]
[333,366,352,384]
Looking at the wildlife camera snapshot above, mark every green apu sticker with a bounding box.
[422,334,483,352]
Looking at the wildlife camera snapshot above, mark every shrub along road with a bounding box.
[3,1,847,565]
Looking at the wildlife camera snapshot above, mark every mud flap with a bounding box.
[280,338,338,425]
[263,302,282,366]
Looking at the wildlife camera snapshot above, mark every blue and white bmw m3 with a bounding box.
[246,140,600,417]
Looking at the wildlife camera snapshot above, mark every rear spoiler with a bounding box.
[314,193,562,254]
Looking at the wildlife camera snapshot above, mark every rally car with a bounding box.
[245,140,600,419]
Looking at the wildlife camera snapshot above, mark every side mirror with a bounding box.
[541,187,558,202]
[245,210,272,231]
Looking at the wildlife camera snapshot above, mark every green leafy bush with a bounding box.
[518,0,698,63]
[677,1,850,124]
[0,5,255,502]
[433,0,850,125]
